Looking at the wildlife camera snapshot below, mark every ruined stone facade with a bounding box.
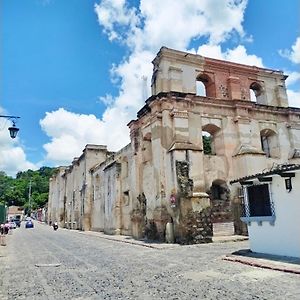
[48,47,300,244]
[48,145,109,230]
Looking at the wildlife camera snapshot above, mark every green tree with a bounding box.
[0,167,56,209]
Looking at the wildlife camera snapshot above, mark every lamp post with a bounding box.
[28,180,32,217]
[0,115,20,139]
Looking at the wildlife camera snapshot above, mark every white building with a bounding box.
[231,164,300,258]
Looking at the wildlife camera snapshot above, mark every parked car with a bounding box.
[25,220,34,229]
[14,215,22,227]
[13,219,21,227]
[9,221,17,229]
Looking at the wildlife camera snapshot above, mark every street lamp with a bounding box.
[0,115,20,139]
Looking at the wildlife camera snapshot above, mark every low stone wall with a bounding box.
[176,207,213,244]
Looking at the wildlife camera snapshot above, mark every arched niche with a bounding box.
[142,132,152,163]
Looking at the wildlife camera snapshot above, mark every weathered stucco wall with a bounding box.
[48,47,300,244]
[90,144,133,235]
[152,47,289,107]
[48,167,66,226]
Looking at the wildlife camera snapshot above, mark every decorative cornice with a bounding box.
[170,109,189,119]
[233,116,251,124]
[233,144,265,157]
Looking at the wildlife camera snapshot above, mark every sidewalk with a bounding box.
[78,231,180,249]
[0,234,9,257]
[223,249,300,275]
[78,230,248,250]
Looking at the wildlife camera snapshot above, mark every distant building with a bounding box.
[48,47,300,244]
[48,145,109,230]
[7,206,24,221]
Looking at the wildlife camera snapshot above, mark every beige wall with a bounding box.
[48,145,108,230]
[90,144,133,235]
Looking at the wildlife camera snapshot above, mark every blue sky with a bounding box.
[1,0,299,176]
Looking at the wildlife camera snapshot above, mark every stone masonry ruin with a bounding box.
[48,47,300,244]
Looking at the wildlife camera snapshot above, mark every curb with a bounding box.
[78,231,249,249]
[77,231,177,250]
[212,236,248,243]
[223,255,300,275]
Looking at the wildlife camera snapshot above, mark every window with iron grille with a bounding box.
[241,183,275,225]
[247,184,272,217]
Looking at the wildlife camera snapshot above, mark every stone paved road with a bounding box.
[0,222,299,300]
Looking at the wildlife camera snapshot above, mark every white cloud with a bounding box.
[196,44,264,67]
[95,0,248,50]
[94,0,140,42]
[284,71,300,108]
[279,36,300,64]
[0,111,37,176]
[287,90,300,108]
[98,94,115,107]
[40,108,130,165]
[285,71,300,87]
[41,1,251,165]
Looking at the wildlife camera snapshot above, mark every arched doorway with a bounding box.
[209,179,234,236]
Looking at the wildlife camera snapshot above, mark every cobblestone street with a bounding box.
[0,222,299,300]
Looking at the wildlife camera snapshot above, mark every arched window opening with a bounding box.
[202,124,222,155]
[250,89,256,102]
[196,81,206,96]
[260,129,279,158]
[202,131,213,155]
[250,82,264,103]
[196,73,215,97]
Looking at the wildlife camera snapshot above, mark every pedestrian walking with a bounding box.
[0,223,7,246]
[4,220,10,235]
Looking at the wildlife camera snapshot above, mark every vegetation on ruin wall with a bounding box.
[202,136,212,155]
[0,167,56,210]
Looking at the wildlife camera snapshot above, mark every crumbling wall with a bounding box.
[130,193,147,239]
[176,207,212,244]
[175,160,213,244]
[144,206,171,241]
[176,161,193,197]
[131,192,172,241]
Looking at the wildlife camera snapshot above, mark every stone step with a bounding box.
[213,222,234,236]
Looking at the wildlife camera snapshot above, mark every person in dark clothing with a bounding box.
[4,221,10,234]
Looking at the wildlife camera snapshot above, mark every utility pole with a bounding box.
[28,180,32,216]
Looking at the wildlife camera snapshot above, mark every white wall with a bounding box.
[248,172,300,258]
